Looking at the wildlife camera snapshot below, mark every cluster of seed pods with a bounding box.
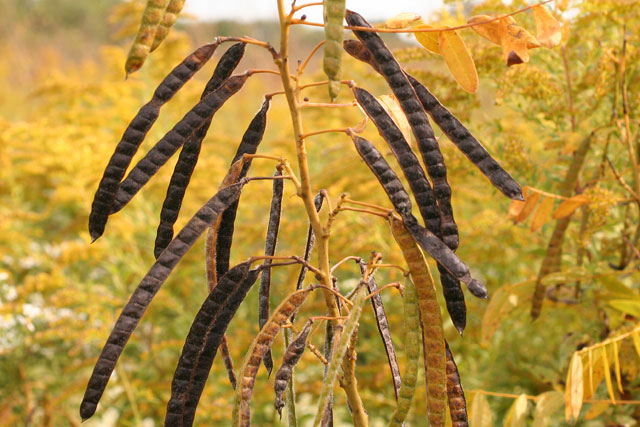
[81,7,524,426]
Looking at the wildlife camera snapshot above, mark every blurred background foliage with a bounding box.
[0,0,638,425]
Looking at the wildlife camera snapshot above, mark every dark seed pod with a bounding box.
[351,135,486,295]
[154,43,247,258]
[445,341,469,427]
[343,39,523,201]
[345,10,459,251]
[79,180,247,422]
[110,73,250,214]
[353,86,467,331]
[220,335,237,390]
[88,42,219,242]
[321,320,334,427]
[358,260,402,401]
[165,262,261,426]
[259,168,284,376]
[274,319,313,417]
[214,97,272,281]
[295,192,325,291]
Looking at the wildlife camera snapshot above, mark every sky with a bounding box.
[184,0,444,22]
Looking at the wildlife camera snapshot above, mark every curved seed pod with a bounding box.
[358,260,401,401]
[110,73,250,213]
[125,0,170,75]
[220,335,237,390]
[165,263,261,426]
[213,97,272,281]
[322,319,334,427]
[323,0,346,101]
[89,42,219,242]
[295,192,325,292]
[259,168,284,376]
[353,86,440,233]
[154,43,247,258]
[232,287,314,426]
[388,214,447,426]
[274,319,314,417]
[79,180,246,421]
[352,86,467,330]
[351,135,484,295]
[312,284,367,427]
[343,39,523,201]
[445,341,468,427]
[389,278,421,427]
[150,0,186,52]
[345,10,458,250]
[406,74,522,200]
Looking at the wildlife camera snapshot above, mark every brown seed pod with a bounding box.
[220,335,237,390]
[232,287,314,426]
[294,192,325,292]
[213,97,272,282]
[445,341,469,427]
[358,260,402,401]
[89,42,219,242]
[125,0,170,75]
[79,180,247,422]
[150,0,186,52]
[155,43,247,258]
[110,73,250,214]
[345,10,459,251]
[165,261,261,426]
[389,214,447,427]
[274,319,314,417]
[343,39,523,201]
[259,168,285,376]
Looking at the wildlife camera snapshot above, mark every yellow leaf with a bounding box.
[414,25,441,54]
[632,331,640,358]
[613,341,623,393]
[378,95,414,146]
[439,28,479,93]
[533,5,562,48]
[514,191,540,223]
[601,346,615,402]
[532,391,564,427]
[553,194,588,219]
[468,15,504,45]
[503,16,541,49]
[385,12,421,29]
[607,299,640,318]
[565,353,583,421]
[470,392,493,427]
[584,401,610,420]
[531,197,554,232]
[505,394,528,427]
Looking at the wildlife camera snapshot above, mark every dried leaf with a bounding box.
[532,391,564,427]
[533,5,562,48]
[470,392,493,427]
[508,186,529,219]
[504,394,528,427]
[385,12,421,29]
[514,191,540,223]
[468,15,505,45]
[439,28,478,93]
[613,341,623,393]
[531,197,554,231]
[553,194,588,219]
[565,353,583,421]
[414,25,441,54]
[378,95,414,146]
